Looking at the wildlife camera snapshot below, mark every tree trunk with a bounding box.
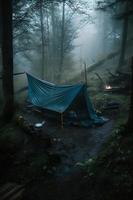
[51,2,55,81]
[58,0,65,82]
[126,57,133,133]
[0,3,2,48]
[39,0,45,79]
[45,6,49,80]
[116,1,129,73]
[1,0,14,122]
[51,2,58,81]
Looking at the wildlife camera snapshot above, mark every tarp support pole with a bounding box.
[61,113,64,129]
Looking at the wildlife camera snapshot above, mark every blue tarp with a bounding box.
[27,73,106,125]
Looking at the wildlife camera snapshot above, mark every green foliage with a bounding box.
[91,91,129,127]
[76,157,97,177]
[78,126,133,200]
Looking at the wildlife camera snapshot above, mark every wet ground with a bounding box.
[22,107,114,178]
[23,113,114,200]
[12,107,116,200]
[45,120,113,177]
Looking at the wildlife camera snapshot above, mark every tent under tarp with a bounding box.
[26,73,107,127]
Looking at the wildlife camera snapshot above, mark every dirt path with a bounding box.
[46,120,114,177]
[24,118,114,200]
[22,109,114,177]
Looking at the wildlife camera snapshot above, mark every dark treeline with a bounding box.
[97,0,133,132]
[0,0,90,121]
[0,2,133,200]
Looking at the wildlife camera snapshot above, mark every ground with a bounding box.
[18,118,115,200]
[22,108,114,177]
[0,87,130,200]
[0,107,114,198]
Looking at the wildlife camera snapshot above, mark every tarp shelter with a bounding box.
[27,73,106,127]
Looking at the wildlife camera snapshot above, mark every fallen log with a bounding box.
[103,102,120,110]
[0,182,25,200]
[106,69,116,78]
[69,37,133,83]
[95,72,105,85]
[0,72,25,79]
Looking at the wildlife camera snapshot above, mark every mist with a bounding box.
[0,0,132,101]
[12,0,124,85]
[0,1,133,199]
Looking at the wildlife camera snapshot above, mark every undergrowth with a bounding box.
[77,126,133,200]
[0,122,60,184]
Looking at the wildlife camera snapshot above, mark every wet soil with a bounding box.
[47,120,114,177]
[22,107,114,177]
[17,108,115,200]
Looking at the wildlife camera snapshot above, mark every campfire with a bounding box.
[105,85,112,90]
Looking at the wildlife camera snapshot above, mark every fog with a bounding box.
[0,0,132,102]
[73,7,120,66]
[13,0,120,77]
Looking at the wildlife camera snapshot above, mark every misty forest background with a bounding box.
[0,0,133,105]
[0,1,133,200]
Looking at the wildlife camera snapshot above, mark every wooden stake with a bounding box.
[61,113,64,129]
[84,62,88,85]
